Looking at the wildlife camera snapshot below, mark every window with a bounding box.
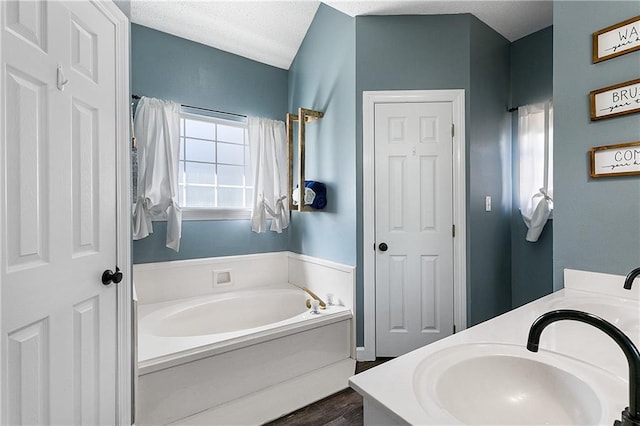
[517,101,553,241]
[178,112,252,219]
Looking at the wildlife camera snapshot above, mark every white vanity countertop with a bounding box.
[349,269,640,425]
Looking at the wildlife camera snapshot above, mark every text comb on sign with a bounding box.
[590,141,640,178]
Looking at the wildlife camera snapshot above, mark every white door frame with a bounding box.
[99,1,133,423]
[359,90,467,361]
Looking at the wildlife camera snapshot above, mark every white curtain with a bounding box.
[248,117,289,233]
[518,101,553,242]
[132,96,182,251]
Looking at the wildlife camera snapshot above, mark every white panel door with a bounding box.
[375,102,454,357]
[1,1,119,424]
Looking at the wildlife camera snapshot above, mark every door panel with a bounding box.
[8,318,49,425]
[388,255,407,332]
[4,65,50,271]
[375,102,454,357]
[1,1,118,424]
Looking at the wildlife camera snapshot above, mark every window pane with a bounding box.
[245,164,253,185]
[179,112,251,211]
[218,188,244,208]
[185,138,215,163]
[218,164,244,186]
[186,162,215,185]
[218,142,244,165]
[218,124,245,144]
[178,163,186,185]
[185,118,214,140]
[186,186,215,207]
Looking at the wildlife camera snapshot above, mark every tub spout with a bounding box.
[624,267,640,290]
[527,309,640,426]
[302,287,326,309]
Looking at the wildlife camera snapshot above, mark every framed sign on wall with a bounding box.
[593,15,640,63]
[589,78,640,121]
[590,141,640,177]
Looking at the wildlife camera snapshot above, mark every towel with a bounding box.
[305,181,327,210]
[292,181,327,210]
[292,186,316,206]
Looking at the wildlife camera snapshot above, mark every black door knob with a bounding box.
[102,267,123,285]
[378,242,388,252]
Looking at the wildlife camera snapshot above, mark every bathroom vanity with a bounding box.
[350,269,640,425]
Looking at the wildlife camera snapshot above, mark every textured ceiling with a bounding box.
[131,0,553,70]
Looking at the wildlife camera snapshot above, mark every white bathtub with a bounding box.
[135,253,355,426]
[142,287,308,337]
[138,284,351,371]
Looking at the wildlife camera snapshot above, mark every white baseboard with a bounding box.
[356,346,375,362]
[171,358,356,425]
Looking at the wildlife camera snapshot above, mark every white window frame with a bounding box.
[178,110,252,221]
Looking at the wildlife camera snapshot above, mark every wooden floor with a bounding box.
[265,359,392,426]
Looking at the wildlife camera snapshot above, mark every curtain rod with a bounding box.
[131,94,247,118]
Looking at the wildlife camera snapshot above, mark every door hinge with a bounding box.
[452,224,456,237]
[451,124,455,138]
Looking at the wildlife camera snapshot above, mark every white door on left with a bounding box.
[1,1,120,424]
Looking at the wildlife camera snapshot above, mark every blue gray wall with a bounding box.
[355,14,512,337]
[287,4,357,266]
[131,24,289,263]
[510,27,554,307]
[130,9,563,346]
[553,1,640,289]
[468,17,513,324]
[355,14,468,343]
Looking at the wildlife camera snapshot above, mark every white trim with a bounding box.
[286,252,355,274]
[145,208,252,221]
[182,208,251,221]
[356,347,371,362]
[361,90,467,361]
[94,1,133,424]
[0,2,5,422]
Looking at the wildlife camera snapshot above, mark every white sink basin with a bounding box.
[546,297,640,334]
[435,355,598,425]
[413,343,625,425]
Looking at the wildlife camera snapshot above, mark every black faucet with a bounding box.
[527,309,640,426]
[624,267,640,290]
